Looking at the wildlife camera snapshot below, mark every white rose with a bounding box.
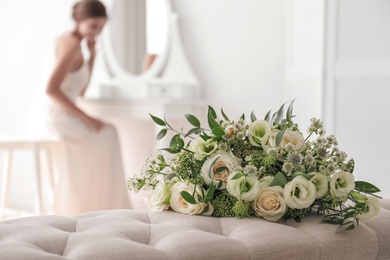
[144,181,172,211]
[227,173,260,201]
[330,171,355,202]
[248,120,271,146]
[309,172,329,198]
[253,186,287,222]
[284,176,316,209]
[188,137,218,160]
[170,181,209,215]
[201,151,240,189]
[262,129,305,153]
[358,196,381,221]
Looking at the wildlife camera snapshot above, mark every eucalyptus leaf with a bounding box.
[250,111,257,122]
[156,128,167,140]
[270,111,278,125]
[185,114,201,127]
[149,113,166,126]
[221,108,230,121]
[269,172,287,186]
[264,109,272,123]
[180,191,197,204]
[275,103,286,125]
[240,113,245,120]
[286,99,297,122]
[275,129,286,147]
[176,136,185,148]
[208,112,220,129]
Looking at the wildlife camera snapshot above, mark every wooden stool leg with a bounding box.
[44,144,55,214]
[0,149,13,218]
[33,143,43,215]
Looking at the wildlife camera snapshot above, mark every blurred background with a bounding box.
[0,0,389,214]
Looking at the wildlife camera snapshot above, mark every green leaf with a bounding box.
[270,111,278,125]
[207,106,220,129]
[169,134,179,148]
[180,191,197,204]
[240,113,245,120]
[200,134,211,141]
[185,127,201,137]
[264,109,272,123]
[250,111,257,122]
[286,98,297,122]
[214,166,228,174]
[231,172,245,180]
[355,181,381,193]
[156,128,167,140]
[275,129,286,147]
[269,172,287,187]
[185,114,201,127]
[149,113,166,126]
[204,183,216,203]
[217,181,223,189]
[208,105,217,118]
[275,103,286,125]
[221,108,230,121]
[164,116,173,129]
[176,136,184,148]
[212,127,225,137]
[159,148,180,154]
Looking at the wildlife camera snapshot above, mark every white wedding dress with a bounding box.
[27,45,130,216]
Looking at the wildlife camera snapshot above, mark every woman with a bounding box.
[28,0,130,215]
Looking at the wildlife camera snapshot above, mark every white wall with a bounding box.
[171,0,287,117]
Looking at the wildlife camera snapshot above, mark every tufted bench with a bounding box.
[0,200,389,260]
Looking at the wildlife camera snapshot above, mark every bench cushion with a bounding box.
[0,200,389,260]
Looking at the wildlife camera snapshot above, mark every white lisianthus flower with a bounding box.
[284,176,316,209]
[258,176,274,191]
[201,151,240,189]
[253,186,287,222]
[262,129,305,153]
[309,172,329,198]
[188,137,218,160]
[170,181,209,215]
[227,172,260,201]
[248,120,271,146]
[330,171,355,202]
[357,196,381,221]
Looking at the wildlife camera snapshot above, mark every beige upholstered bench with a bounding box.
[0,199,389,260]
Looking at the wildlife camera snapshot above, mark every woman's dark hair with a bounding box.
[72,0,107,21]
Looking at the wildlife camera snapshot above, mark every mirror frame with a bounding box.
[100,0,172,83]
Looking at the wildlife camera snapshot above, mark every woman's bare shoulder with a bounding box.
[56,33,81,54]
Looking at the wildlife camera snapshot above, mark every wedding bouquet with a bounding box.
[127,101,382,230]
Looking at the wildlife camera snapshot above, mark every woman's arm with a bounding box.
[80,38,96,96]
[45,35,103,132]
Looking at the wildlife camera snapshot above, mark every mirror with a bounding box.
[101,0,170,81]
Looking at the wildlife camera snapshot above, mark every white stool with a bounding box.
[0,135,61,217]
